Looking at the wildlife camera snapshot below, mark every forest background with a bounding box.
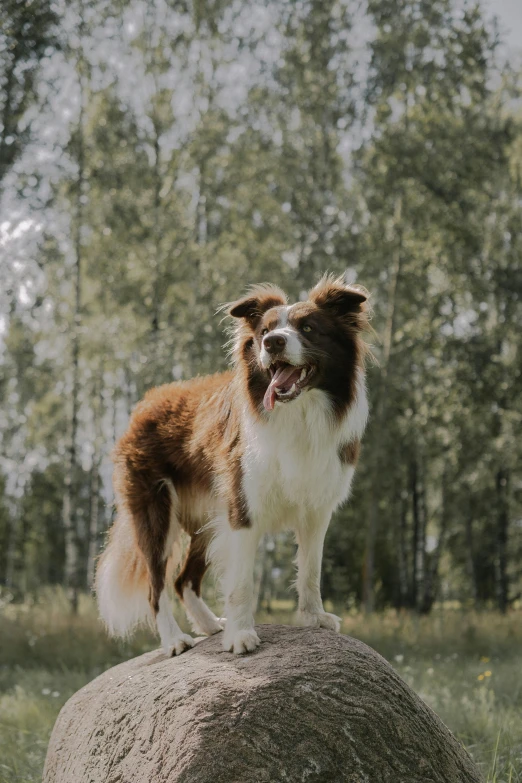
[1,0,521,615]
[1,1,522,781]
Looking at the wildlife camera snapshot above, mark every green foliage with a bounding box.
[0,0,59,185]
[0,0,521,614]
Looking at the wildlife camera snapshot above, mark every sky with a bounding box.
[487,0,522,57]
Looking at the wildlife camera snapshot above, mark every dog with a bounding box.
[95,274,369,655]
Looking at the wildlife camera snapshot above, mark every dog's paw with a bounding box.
[190,616,224,637]
[205,617,225,635]
[296,610,341,633]
[222,628,260,655]
[169,633,195,656]
[183,588,225,637]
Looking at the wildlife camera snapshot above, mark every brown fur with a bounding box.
[111,372,247,614]
[174,532,211,599]
[339,439,361,465]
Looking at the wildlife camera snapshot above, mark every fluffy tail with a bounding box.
[95,510,154,637]
[95,511,181,639]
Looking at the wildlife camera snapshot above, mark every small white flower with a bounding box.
[394,654,404,663]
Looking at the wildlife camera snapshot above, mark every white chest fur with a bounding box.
[241,372,368,531]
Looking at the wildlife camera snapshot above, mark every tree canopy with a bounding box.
[0,0,521,613]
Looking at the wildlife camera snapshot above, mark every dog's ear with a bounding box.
[309,275,368,317]
[228,284,287,328]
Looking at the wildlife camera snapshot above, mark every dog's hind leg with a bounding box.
[132,479,194,656]
[175,532,223,636]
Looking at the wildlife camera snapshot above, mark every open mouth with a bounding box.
[263,361,315,411]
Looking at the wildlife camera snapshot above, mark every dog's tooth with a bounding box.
[290,383,296,395]
[300,368,306,381]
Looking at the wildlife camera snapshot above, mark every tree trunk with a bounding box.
[418,473,428,602]
[362,195,403,614]
[44,625,482,783]
[410,456,420,610]
[148,113,162,386]
[0,61,16,187]
[86,372,104,589]
[63,19,87,613]
[196,160,208,246]
[4,500,22,595]
[420,471,449,615]
[465,512,480,607]
[397,491,410,609]
[86,462,100,589]
[494,468,509,614]
[410,451,427,611]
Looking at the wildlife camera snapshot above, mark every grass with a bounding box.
[0,589,521,783]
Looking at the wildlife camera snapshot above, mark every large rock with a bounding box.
[43,624,482,783]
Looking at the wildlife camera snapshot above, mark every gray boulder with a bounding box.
[43,624,482,783]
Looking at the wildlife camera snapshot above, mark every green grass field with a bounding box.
[0,590,520,782]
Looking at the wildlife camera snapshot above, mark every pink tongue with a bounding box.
[263,365,302,411]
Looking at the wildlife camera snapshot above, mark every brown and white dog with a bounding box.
[96,275,369,655]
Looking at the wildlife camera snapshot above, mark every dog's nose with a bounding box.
[263,334,287,354]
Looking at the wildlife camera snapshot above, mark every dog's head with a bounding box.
[228,275,369,416]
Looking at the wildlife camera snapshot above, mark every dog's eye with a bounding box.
[302,324,312,333]
[261,328,269,336]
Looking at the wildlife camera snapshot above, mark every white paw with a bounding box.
[296,610,341,633]
[223,628,260,655]
[188,615,224,637]
[169,633,195,656]
[182,588,225,637]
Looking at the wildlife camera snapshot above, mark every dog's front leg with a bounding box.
[222,527,261,654]
[295,514,341,633]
